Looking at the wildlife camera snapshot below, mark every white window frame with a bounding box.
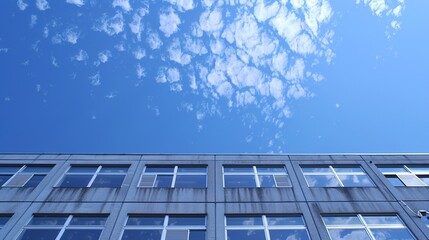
[224,215,310,240]
[301,165,373,187]
[323,214,415,240]
[138,165,207,188]
[222,165,291,188]
[17,214,107,240]
[120,215,206,240]
[57,165,128,188]
[1,165,51,187]
[379,165,429,187]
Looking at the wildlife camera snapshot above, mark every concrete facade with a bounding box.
[0,153,428,239]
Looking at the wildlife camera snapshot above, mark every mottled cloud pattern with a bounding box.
[16,0,405,150]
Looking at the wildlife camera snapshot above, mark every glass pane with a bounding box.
[421,216,429,226]
[24,175,45,187]
[267,216,304,226]
[378,166,407,174]
[363,216,403,225]
[419,176,429,186]
[22,166,52,173]
[226,216,263,226]
[91,175,125,187]
[407,165,429,174]
[0,166,20,173]
[338,175,374,187]
[257,167,286,173]
[224,167,254,173]
[398,174,425,186]
[270,229,310,240]
[177,167,206,173]
[29,216,68,225]
[305,175,341,187]
[126,216,164,226]
[258,175,276,187]
[165,230,188,240]
[370,228,415,240]
[224,175,256,187]
[70,216,107,226]
[189,230,205,240]
[274,175,291,187]
[68,166,98,173]
[0,175,13,186]
[121,230,162,240]
[5,174,32,187]
[99,166,128,173]
[386,176,405,186]
[18,229,61,240]
[168,216,205,226]
[139,175,156,187]
[323,216,362,226]
[60,229,102,240]
[154,175,173,187]
[327,229,371,240]
[301,167,331,173]
[145,166,175,173]
[59,175,92,187]
[0,216,10,226]
[175,175,206,188]
[227,230,265,240]
[334,166,364,173]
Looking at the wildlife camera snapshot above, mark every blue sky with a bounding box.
[0,0,428,153]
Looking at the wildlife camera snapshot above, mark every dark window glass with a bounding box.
[227,230,265,240]
[267,217,304,226]
[258,175,276,187]
[99,166,128,173]
[301,167,331,173]
[269,229,310,240]
[22,166,52,173]
[121,230,162,240]
[257,167,285,173]
[18,229,61,240]
[327,229,371,240]
[29,216,68,225]
[323,216,361,226]
[418,175,429,185]
[177,167,206,173]
[126,216,164,226]
[24,175,45,187]
[224,167,253,173]
[0,166,20,173]
[378,166,407,173]
[168,216,205,226]
[226,216,263,226]
[189,230,205,240]
[154,175,173,187]
[91,175,125,187]
[386,176,405,186]
[224,175,256,187]
[0,216,10,226]
[145,167,175,173]
[60,229,102,240]
[175,175,206,188]
[165,230,188,240]
[59,175,92,187]
[370,228,414,240]
[333,166,364,173]
[70,216,107,226]
[68,166,98,173]
[0,175,13,186]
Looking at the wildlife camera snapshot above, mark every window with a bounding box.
[301,165,374,187]
[139,166,207,188]
[58,165,128,187]
[121,215,206,240]
[18,215,107,240]
[225,215,310,240]
[0,165,52,187]
[378,165,429,187]
[223,166,291,188]
[323,214,415,240]
[421,215,429,228]
[0,215,12,230]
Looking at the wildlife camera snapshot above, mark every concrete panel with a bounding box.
[215,155,289,161]
[289,155,332,161]
[0,154,39,160]
[140,154,215,161]
[68,154,141,161]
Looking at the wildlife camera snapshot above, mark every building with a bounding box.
[1,153,429,240]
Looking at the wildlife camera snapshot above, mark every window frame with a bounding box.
[57,165,129,188]
[222,165,291,188]
[322,214,415,240]
[0,165,52,188]
[378,164,429,187]
[120,215,207,240]
[138,165,208,188]
[224,215,311,240]
[17,214,108,240]
[301,165,374,187]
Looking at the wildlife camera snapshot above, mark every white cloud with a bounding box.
[361,0,388,16]
[98,50,112,63]
[30,15,37,28]
[129,14,144,40]
[391,20,400,29]
[112,0,132,12]
[133,48,146,60]
[159,7,181,37]
[210,39,224,55]
[168,38,191,65]
[114,43,125,51]
[66,0,85,7]
[392,5,402,16]
[285,59,305,80]
[63,27,80,44]
[200,9,224,35]
[17,0,28,10]
[335,103,340,108]
[72,49,88,62]
[146,31,163,49]
[184,36,208,55]
[36,0,49,10]
[93,13,124,36]
[43,26,49,38]
[236,91,255,106]
[51,56,58,67]
[290,0,304,9]
[272,51,288,76]
[254,0,280,22]
[166,0,194,12]
[287,84,306,99]
[136,63,145,79]
[157,67,181,83]
[269,78,284,100]
[89,72,101,86]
